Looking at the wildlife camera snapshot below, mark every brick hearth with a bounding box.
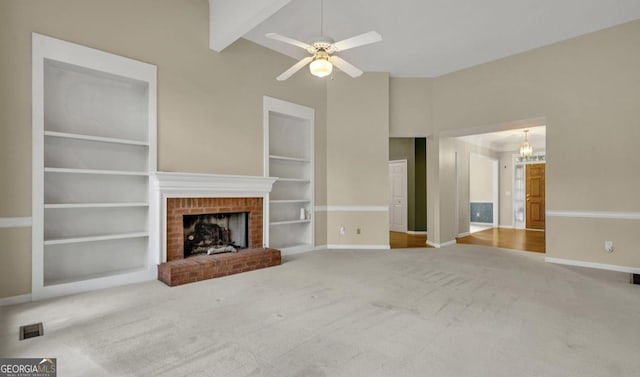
[158,248,281,286]
[159,196,280,286]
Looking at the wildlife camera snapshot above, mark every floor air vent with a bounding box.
[19,323,44,340]
[632,274,640,285]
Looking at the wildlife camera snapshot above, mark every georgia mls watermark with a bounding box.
[0,358,56,377]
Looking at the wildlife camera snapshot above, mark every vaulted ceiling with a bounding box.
[210,0,640,77]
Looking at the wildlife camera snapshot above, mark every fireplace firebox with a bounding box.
[182,212,248,257]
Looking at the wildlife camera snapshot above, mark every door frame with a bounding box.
[512,154,546,230]
[388,159,408,233]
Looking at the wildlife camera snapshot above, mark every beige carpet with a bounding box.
[1,245,639,377]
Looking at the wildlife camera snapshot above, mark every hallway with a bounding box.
[389,231,430,249]
[456,228,545,253]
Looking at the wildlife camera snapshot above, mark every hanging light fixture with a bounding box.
[309,52,333,77]
[309,0,333,78]
[520,130,533,157]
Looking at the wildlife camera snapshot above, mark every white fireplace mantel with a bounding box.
[152,171,277,196]
[150,172,277,263]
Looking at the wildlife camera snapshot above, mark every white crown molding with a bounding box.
[545,257,640,274]
[0,293,32,307]
[546,210,640,220]
[427,240,457,248]
[315,206,388,212]
[0,217,32,228]
[327,244,390,250]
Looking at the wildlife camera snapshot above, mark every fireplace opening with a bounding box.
[183,212,248,257]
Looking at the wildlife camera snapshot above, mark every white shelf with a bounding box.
[44,266,147,287]
[44,130,148,146]
[33,33,157,300]
[45,202,148,209]
[276,178,311,183]
[270,199,311,204]
[270,220,311,226]
[264,97,315,257]
[44,232,149,246]
[44,167,149,176]
[269,155,311,163]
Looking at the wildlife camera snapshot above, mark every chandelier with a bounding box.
[520,130,533,157]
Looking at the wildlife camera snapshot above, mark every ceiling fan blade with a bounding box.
[277,56,314,81]
[329,56,363,78]
[266,33,313,51]
[331,31,382,52]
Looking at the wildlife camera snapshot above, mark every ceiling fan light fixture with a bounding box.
[310,57,333,77]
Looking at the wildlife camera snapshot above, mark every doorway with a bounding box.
[513,159,546,230]
[388,160,408,233]
[450,122,546,253]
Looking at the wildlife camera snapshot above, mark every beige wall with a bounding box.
[326,212,388,246]
[0,228,31,298]
[389,78,433,137]
[469,154,494,203]
[326,72,389,246]
[454,141,499,236]
[0,0,327,299]
[431,20,640,266]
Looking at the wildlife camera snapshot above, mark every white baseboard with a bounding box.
[314,245,328,250]
[0,293,32,306]
[406,231,428,235]
[427,240,456,248]
[545,257,640,274]
[0,217,32,228]
[499,225,514,229]
[327,244,390,250]
[457,232,471,237]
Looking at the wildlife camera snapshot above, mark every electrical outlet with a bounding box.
[339,226,345,236]
[604,240,614,253]
[356,228,361,235]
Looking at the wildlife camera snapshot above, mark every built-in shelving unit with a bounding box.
[32,33,157,299]
[263,97,314,255]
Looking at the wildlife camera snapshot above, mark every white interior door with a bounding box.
[389,160,408,232]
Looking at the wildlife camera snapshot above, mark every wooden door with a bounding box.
[388,160,408,232]
[526,164,545,229]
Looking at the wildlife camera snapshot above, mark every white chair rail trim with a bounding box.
[0,217,32,228]
[546,210,640,220]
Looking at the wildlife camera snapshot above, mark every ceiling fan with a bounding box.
[266,0,382,81]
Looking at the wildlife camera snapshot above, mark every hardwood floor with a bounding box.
[456,228,545,253]
[390,231,431,249]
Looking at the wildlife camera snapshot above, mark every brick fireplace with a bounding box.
[152,172,280,286]
[166,197,263,261]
